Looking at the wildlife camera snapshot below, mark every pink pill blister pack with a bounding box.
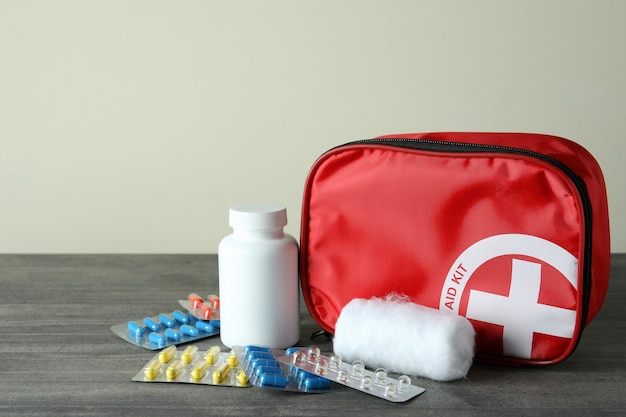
[178,292,221,321]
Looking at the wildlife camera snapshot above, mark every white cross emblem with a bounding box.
[439,234,579,360]
[465,258,577,359]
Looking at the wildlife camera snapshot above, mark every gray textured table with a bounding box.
[1,254,625,417]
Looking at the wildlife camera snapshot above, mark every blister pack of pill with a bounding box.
[132,345,251,387]
[276,345,426,402]
[233,345,333,393]
[179,293,221,320]
[111,310,220,350]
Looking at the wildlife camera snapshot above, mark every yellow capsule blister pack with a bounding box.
[132,345,251,387]
[276,345,426,402]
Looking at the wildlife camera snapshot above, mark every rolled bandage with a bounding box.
[333,295,475,382]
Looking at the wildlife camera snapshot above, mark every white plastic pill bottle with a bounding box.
[218,202,299,349]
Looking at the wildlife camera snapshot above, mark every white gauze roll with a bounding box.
[333,295,475,382]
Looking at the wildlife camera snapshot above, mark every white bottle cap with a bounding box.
[229,203,288,230]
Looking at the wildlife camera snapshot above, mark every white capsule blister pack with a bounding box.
[111,309,220,350]
[178,292,221,321]
[132,345,251,387]
[277,345,426,402]
[233,345,333,393]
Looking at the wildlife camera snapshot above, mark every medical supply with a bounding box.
[179,293,221,320]
[234,345,332,393]
[333,295,475,381]
[132,345,251,387]
[111,310,219,350]
[277,345,426,403]
[218,203,299,349]
[299,132,610,367]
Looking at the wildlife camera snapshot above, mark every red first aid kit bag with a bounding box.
[300,132,610,366]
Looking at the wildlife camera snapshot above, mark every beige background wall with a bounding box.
[1,1,624,253]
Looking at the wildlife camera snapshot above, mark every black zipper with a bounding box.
[342,138,594,339]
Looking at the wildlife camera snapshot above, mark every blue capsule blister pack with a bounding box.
[276,345,426,403]
[110,310,220,350]
[132,345,251,387]
[233,345,333,393]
